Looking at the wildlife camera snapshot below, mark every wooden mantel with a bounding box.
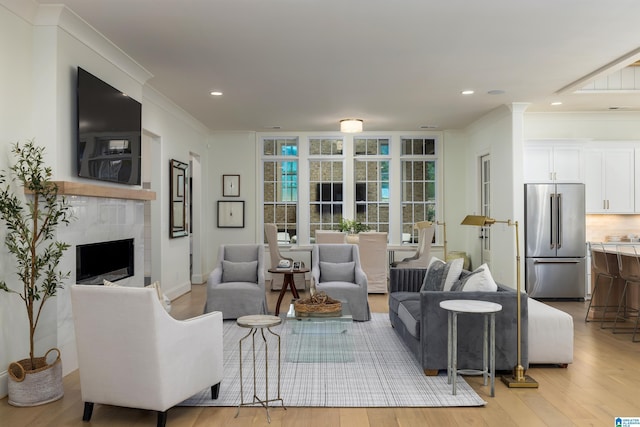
[26,181,156,201]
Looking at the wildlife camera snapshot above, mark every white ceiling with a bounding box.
[36,0,640,132]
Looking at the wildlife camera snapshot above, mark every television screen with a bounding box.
[76,67,142,185]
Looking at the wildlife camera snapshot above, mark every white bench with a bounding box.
[528,298,574,366]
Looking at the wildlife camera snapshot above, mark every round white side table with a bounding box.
[235,314,285,423]
[439,299,502,397]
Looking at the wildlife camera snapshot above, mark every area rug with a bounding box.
[180,313,486,407]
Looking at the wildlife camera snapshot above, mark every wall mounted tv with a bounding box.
[76,67,142,185]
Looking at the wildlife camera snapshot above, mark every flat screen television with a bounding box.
[76,67,142,185]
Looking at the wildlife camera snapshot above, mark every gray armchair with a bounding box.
[205,244,267,319]
[311,244,371,321]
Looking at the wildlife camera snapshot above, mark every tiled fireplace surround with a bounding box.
[53,194,145,375]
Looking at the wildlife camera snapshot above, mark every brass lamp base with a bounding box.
[501,364,538,388]
[501,374,539,388]
[500,365,539,388]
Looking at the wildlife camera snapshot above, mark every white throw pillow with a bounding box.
[442,257,464,291]
[460,263,498,292]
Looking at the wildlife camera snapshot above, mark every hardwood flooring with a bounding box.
[2,284,639,426]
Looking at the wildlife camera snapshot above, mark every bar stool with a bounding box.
[612,245,640,342]
[584,242,618,328]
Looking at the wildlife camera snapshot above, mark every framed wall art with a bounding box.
[222,174,240,197]
[170,159,189,238]
[217,200,245,228]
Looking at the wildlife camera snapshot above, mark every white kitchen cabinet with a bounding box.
[584,148,635,213]
[524,142,583,183]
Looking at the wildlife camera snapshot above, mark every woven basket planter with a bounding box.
[8,348,64,407]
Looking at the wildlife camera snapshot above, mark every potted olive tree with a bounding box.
[0,140,74,406]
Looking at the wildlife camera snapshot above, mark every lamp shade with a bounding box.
[340,119,363,133]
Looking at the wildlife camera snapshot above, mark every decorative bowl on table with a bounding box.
[293,292,342,317]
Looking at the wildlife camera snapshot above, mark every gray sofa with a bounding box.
[389,268,529,374]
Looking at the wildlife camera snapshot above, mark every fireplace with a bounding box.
[76,238,135,284]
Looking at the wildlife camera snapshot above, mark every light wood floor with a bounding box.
[2,285,640,426]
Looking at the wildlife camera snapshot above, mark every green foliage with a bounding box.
[0,140,74,366]
[338,217,370,234]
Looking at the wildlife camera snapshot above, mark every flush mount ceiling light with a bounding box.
[340,119,363,133]
[210,91,223,96]
[461,90,475,95]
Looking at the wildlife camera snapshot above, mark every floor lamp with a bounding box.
[460,215,538,388]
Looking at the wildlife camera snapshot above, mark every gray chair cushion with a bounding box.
[222,260,258,283]
[320,261,355,283]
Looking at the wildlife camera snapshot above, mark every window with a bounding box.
[309,138,344,236]
[262,138,298,243]
[401,137,437,243]
[354,137,390,233]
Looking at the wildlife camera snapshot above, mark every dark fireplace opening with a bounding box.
[76,238,134,284]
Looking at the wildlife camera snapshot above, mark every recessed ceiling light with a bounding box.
[551,101,562,106]
[419,125,438,129]
[264,126,281,129]
[487,89,505,95]
[210,91,223,96]
[461,90,475,95]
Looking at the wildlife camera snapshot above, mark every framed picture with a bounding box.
[223,174,240,197]
[217,201,245,228]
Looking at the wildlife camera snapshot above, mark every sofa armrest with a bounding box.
[389,268,427,293]
[419,287,529,370]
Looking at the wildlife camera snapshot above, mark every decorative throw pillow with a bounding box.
[421,257,464,292]
[420,258,449,291]
[222,260,258,283]
[450,268,485,291]
[442,257,464,291]
[451,263,498,292]
[320,261,355,283]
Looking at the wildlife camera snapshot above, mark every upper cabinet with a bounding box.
[584,146,635,213]
[524,141,584,183]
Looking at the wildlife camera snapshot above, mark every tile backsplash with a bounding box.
[586,214,640,242]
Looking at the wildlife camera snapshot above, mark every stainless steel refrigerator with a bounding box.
[524,183,586,299]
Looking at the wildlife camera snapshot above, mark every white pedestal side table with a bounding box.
[235,314,285,423]
[439,299,502,397]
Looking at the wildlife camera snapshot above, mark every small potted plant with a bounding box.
[0,140,74,406]
[338,217,370,234]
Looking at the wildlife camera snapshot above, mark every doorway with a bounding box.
[480,154,491,266]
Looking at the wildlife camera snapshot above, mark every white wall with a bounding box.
[0,2,212,397]
[0,2,36,399]
[525,111,640,140]
[464,105,519,287]
[207,132,260,273]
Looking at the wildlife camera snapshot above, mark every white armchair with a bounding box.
[70,284,223,427]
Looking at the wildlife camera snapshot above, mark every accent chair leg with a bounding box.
[82,402,94,421]
[211,382,221,399]
[423,369,439,376]
[157,411,168,427]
